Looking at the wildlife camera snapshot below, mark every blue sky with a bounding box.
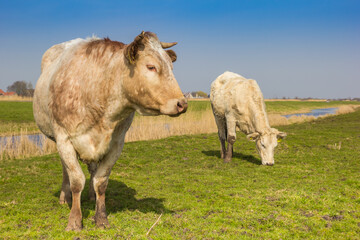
[0,0,359,98]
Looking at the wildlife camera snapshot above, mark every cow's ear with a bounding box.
[166,50,177,62]
[247,132,260,142]
[276,131,287,142]
[125,31,145,64]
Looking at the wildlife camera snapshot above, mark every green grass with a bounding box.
[0,102,38,135]
[1,110,360,239]
[186,100,212,112]
[0,102,35,123]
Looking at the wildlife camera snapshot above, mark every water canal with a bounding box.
[282,107,338,118]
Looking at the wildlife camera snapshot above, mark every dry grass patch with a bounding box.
[268,114,316,126]
[125,110,217,142]
[0,122,39,136]
[0,96,33,102]
[336,105,359,114]
[0,130,56,161]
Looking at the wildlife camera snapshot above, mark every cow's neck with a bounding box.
[249,104,271,134]
[101,57,134,124]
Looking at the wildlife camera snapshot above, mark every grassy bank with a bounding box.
[265,100,360,114]
[1,110,360,239]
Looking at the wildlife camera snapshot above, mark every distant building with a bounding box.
[0,89,17,96]
[183,91,209,99]
[183,92,193,98]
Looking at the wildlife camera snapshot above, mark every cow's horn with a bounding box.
[161,42,177,49]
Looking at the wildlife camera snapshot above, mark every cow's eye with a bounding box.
[147,65,157,72]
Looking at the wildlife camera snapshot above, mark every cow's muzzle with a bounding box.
[160,98,188,116]
[177,98,188,114]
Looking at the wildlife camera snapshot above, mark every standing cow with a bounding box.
[33,31,187,231]
[210,71,286,165]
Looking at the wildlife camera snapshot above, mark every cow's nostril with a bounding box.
[266,163,274,166]
[176,99,188,113]
[177,102,183,111]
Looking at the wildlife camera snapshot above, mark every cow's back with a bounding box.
[211,71,269,132]
[210,71,251,117]
[210,72,264,117]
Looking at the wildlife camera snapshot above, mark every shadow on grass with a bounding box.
[54,179,172,219]
[202,150,261,165]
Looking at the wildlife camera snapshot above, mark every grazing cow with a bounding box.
[210,71,286,165]
[33,31,187,231]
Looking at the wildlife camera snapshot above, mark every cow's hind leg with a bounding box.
[214,115,227,159]
[59,163,71,204]
[57,134,86,231]
[87,162,97,201]
[224,118,236,163]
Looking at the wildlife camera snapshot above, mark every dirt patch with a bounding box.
[301,211,314,218]
[322,215,344,221]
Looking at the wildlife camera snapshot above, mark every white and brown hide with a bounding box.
[33,31,187,231]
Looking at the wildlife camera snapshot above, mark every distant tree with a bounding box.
[196,91,208,98]
[27,82,33,90]
[7,81,34,97]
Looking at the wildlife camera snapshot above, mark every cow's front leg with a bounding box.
[224,119,236,163]
[93,159,118,228]
[93,139,125,228]
[57,134,86,231]
[87,162,97,201]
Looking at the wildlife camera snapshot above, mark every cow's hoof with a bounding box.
[65,221,83,232]
[59,198,71,205]
[223,158,231,163]
[95,217,110,229]
[59,193,71,205]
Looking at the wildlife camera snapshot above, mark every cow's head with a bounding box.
[123,31,187,116]
[247,128,286,166]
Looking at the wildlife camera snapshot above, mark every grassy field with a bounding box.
[0,101,38,135]
[1,109,359,239]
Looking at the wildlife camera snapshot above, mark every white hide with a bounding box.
[210,71,286,165]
